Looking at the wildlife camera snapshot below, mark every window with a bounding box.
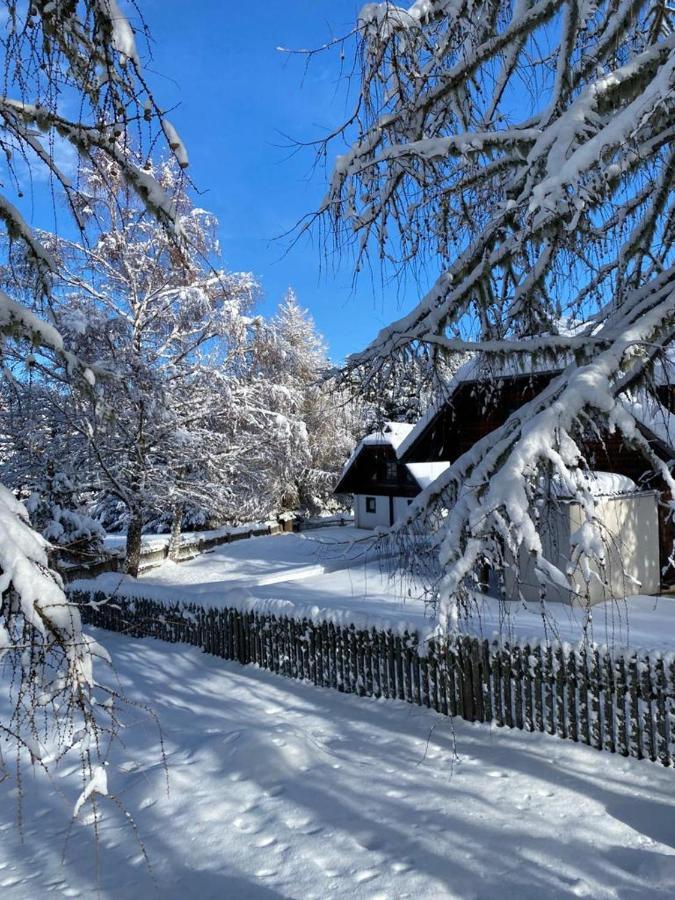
[365,496,377,513]
[385,461,398,481]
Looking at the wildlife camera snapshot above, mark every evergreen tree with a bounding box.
[256,289,358,513]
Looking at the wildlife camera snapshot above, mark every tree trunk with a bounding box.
[168,502,184,561]
[125,510,143,578]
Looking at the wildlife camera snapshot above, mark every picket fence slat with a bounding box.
[70,589,675,769]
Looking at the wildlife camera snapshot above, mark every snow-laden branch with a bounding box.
[318,0,675,625]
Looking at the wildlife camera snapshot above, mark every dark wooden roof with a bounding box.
[398,368,675,581]
[334,444,420,497]
[402,370,675,465]
[400,371,558,463]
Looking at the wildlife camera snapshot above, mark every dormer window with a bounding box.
[385,461,398,481]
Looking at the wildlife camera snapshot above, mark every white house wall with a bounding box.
[355,494,391,529]
[354,494,415,529]
[393,496,414,522]
[567,491,660,603]
[501,491,660,605]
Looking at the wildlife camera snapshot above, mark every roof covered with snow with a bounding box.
[335,422,416,494]
[550,471,640,499]
[405,462,451,490]
[361,421,415,450]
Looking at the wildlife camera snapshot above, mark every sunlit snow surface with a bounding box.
[76,527,675,652]
[1,632,675,898]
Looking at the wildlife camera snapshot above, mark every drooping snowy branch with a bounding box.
[0,0,189,811]
[318,0,675,617]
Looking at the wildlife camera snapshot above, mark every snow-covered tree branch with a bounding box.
[319,1,675,624]
[0,0,190,815]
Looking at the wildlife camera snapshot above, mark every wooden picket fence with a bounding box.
[69,589,675,767]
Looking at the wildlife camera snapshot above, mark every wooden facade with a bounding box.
[334,443,420,499]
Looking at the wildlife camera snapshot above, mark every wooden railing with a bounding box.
[61,521,283,582]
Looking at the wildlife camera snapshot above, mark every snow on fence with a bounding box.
[69,590,675,767]
[62,521,283,582]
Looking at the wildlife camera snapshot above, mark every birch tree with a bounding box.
[319,1,675,626]
[46,157,258,575]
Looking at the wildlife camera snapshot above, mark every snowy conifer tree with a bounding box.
[319,2,675,627]
[255,289,358,513]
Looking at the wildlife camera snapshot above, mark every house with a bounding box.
[335,422,449,529]
[397,361,675,600]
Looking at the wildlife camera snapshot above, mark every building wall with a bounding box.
[354,494,415,529]
[393,496,414,522]
[501,491,660,605]
[355,494,391,529]
[568,491,660,603]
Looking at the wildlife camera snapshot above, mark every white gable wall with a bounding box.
[355,494,390,529]
[354,494,415,529]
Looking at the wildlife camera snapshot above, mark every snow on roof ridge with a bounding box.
[550,471,639,499]
[359,420,415,450]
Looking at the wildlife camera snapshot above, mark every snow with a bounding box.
[338,421,415,479]
[161,119,189,169]
[405,461,451,490]
[73,765,109,819]
[101,521,279,556]
[101,0,140,66]
[72,527,675,653]
[363,421,415,449]
[0,290,63,352]
[2,630,675,898]
[550,470,638,498]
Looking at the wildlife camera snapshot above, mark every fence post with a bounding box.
[502,643,513,729]
[470,638,484,722]
[590,648,603,750]
[512,643,523,730]
[578,646,590,745]
[481,639,493,724]
[602,650,614,753]
[628,654,643,760]
[655,655,670,767]
[615,654,629,756]
[640,653,657,763]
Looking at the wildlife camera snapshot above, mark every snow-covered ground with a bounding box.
[74,527,675,652]
[1,631,674,899]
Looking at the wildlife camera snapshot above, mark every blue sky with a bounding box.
[131,0,422,362]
